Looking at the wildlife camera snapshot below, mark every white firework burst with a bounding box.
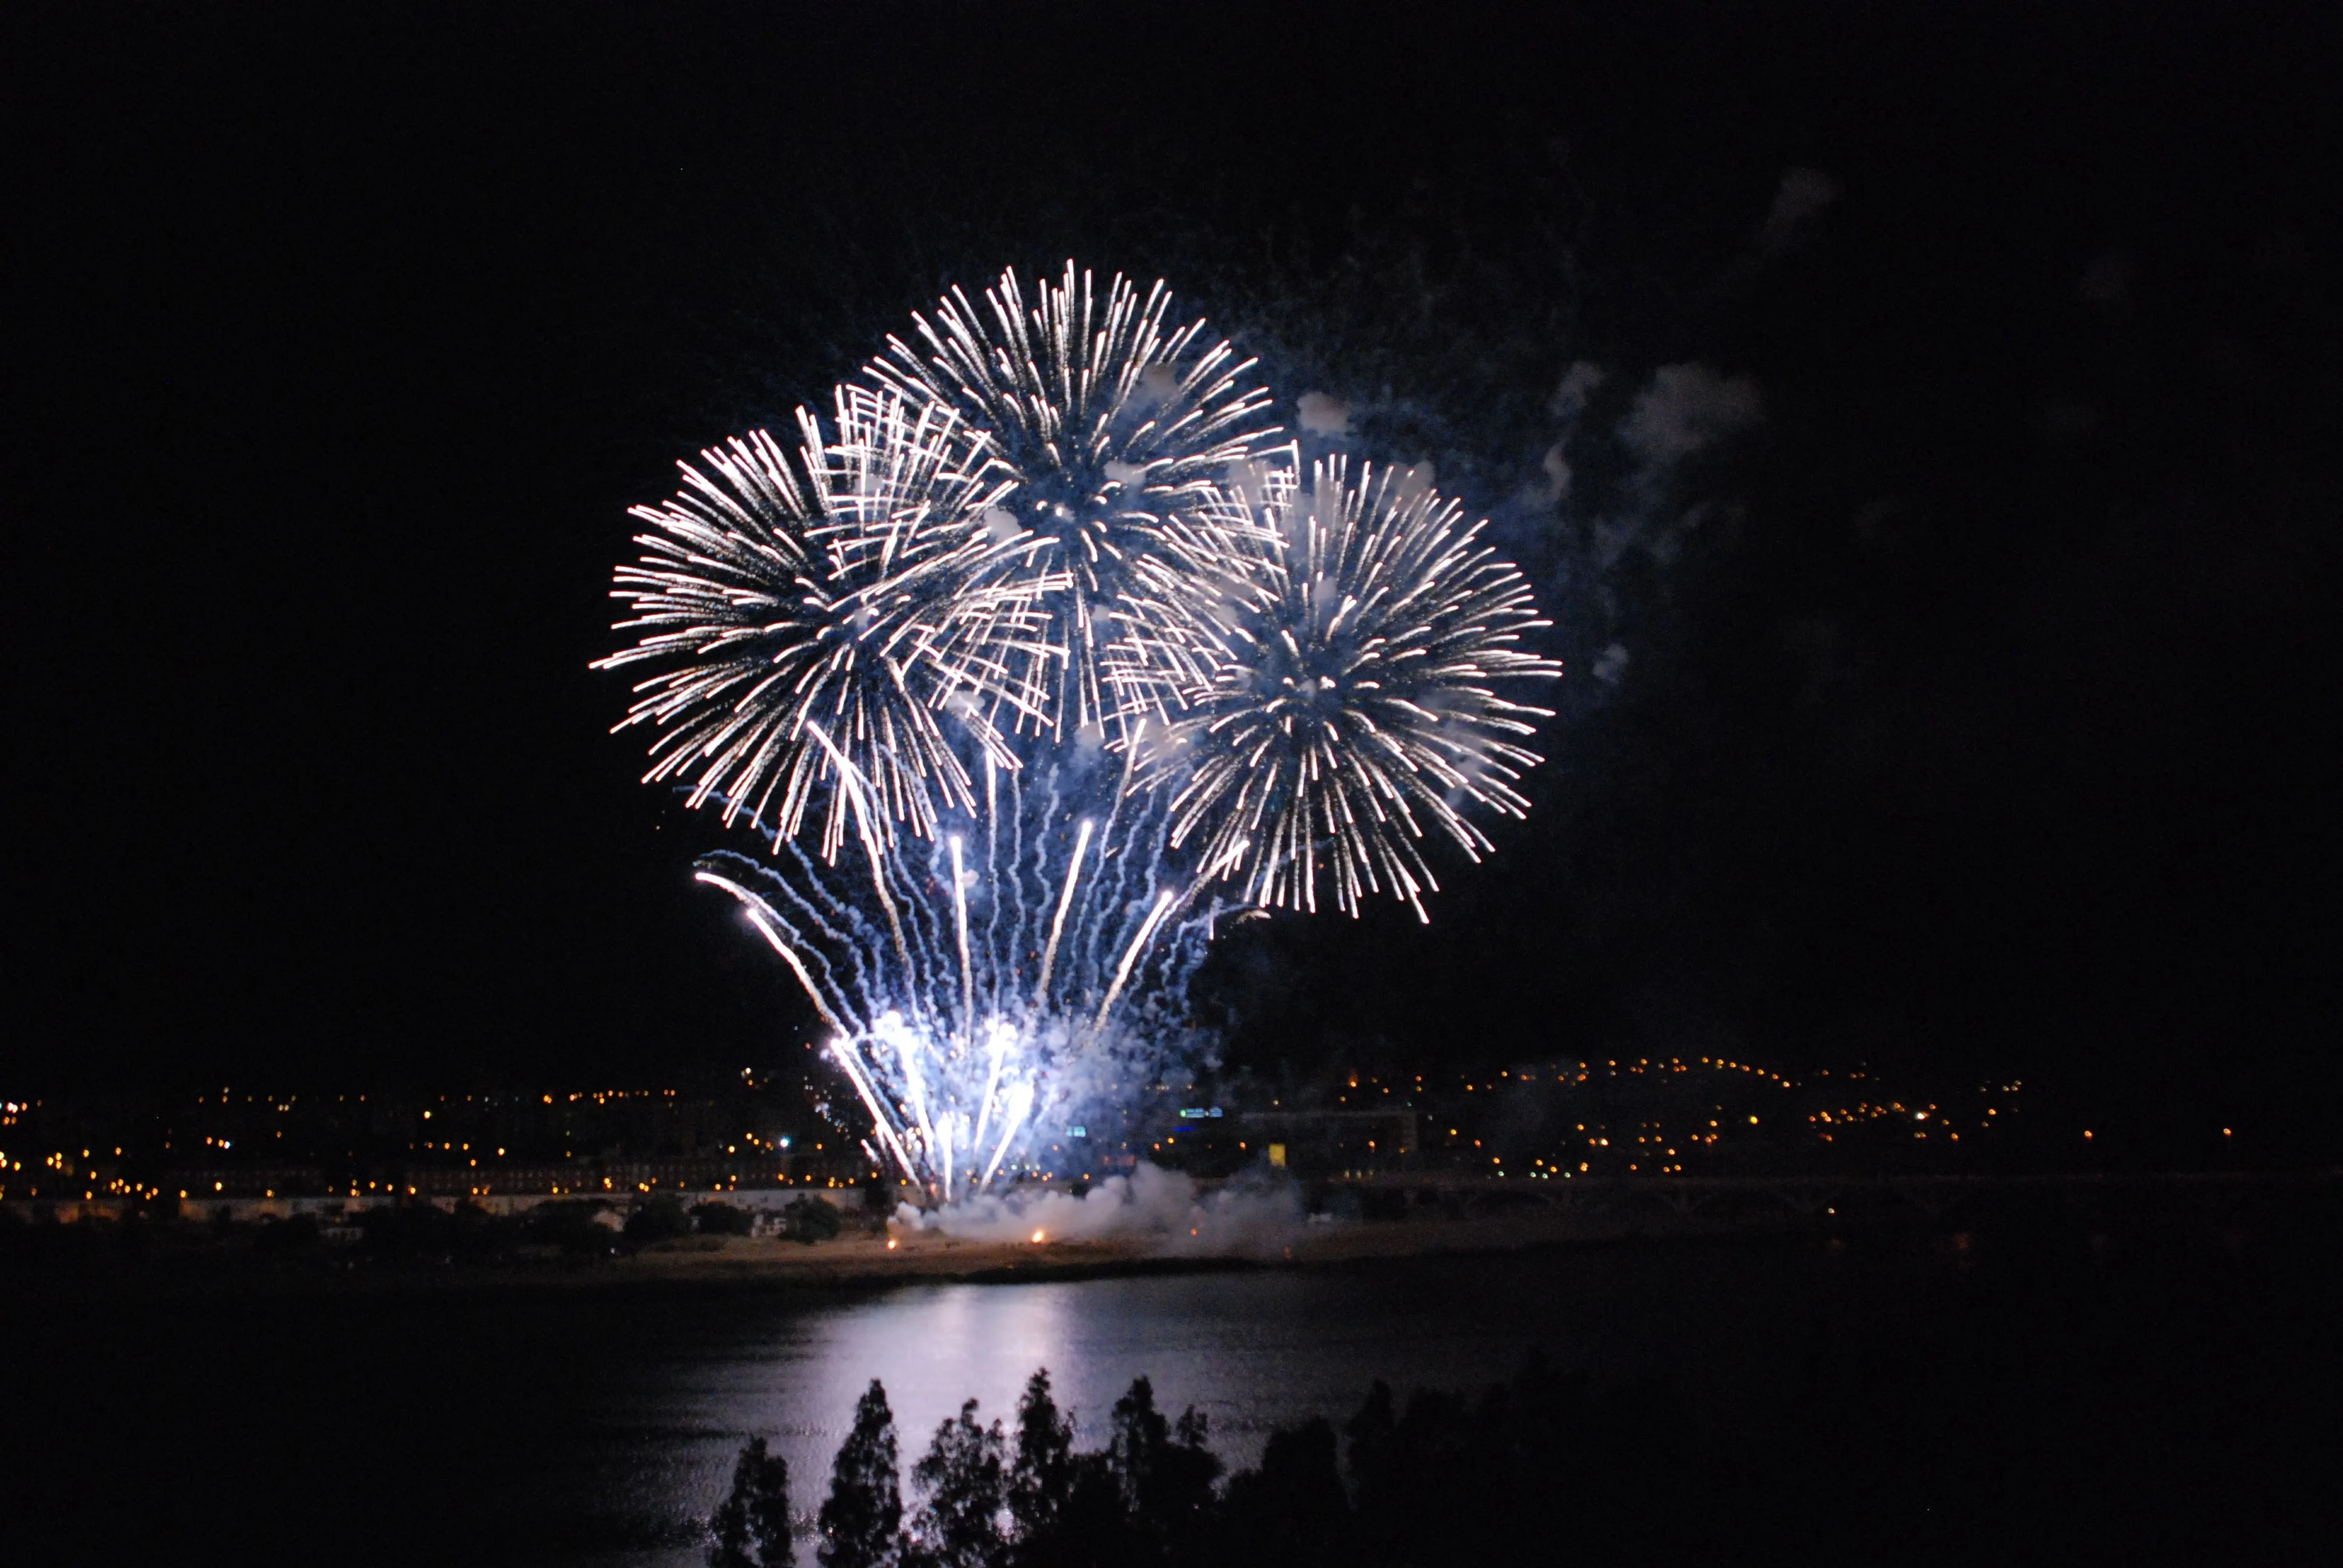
[1146,458,1562,920]
[865,263,1282,740]
[595,264,1572,1197]
[595,388,1038,858]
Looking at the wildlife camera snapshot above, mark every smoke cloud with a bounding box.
[1618,364,1765,470]
[1295,391,1354,437]
[1755,166,1841,257]
[903,1160,1304,1258]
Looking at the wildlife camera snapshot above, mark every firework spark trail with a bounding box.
[694,866,923,1183]
[978,1080,1035,1191]
[1033,816,1093,1007]
[949,834,974,1046]
[689,766,1217,1197]
[971,1019,1014,1155]
[603,265,1562,1197]
[831,1040,920,1184]
[1095,889,1178,1033]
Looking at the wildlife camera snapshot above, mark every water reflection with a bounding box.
[9,1238,2013,1568]
[608,1252,1743,1566]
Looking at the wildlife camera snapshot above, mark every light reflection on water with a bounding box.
[578,1245,1858,1567]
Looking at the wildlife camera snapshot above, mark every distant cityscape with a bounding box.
[1,1052,2238,1220]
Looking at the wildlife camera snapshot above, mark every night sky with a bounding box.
[9,2,2338,1146]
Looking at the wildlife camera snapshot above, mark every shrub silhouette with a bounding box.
[524,1199,615,1255]
[693,1200,757,1236]
[624,1195,692,1244]
[784,1195,844,1244]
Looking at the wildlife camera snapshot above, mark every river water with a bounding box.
[5,1229,2329,1565]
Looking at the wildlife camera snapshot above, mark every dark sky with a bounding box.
[8,2,2338,1143]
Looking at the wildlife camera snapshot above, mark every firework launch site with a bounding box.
[7,1048,2318,1291]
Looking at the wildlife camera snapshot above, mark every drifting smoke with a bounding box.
[597,263,1559,1202]
[1616,364,1765,472]
[902,1160,1303,1258]
[1754,166,1842,258]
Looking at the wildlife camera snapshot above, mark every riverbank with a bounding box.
[10,1168,2336,1304]
[8,1196,2336,1568]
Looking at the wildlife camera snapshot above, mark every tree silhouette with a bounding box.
[1037,1452,1132,1566]
[819,1380,903,1568]
[906,1398,1008,1568]
[1214,1416,1353,1568]
[784,1357,1711,1568]
[1342,1379,1399,1522]
[1106,1377,1220,1566]
[1006,1369,1074,1550]
[710,1436,795,1568]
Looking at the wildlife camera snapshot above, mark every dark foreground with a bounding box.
[4,1210,2338,1567]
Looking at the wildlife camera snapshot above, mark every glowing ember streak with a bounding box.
[880,1011,940,1174]
[830,1041,919,1185]
[1032,817,1093,1007]
[949,834,974,1047]
[1094,888,1178,1033]
[972,1019,1014,1158]
[979,1080,1035,1191]
[695,870,851,1034]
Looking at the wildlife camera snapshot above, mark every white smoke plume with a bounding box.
[901,1161,1304,1258]
[1755,166,1841,257]
[1295,390,1354,436]
[1618,364,1765,470]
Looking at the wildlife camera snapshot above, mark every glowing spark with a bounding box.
[1032,817,1093,1007]
[949,833,973,1045]
[1094,888,1178,1033]
[978,1080,1035,1191]
[830,1041,918,1185]
[972,1019,1015,1159]
[880,1012,940,1175]
[695,870,853,1036]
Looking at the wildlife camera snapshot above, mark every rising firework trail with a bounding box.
[600,265,1562,1200]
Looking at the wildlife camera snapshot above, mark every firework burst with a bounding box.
[1144,457,1562,921]
[865,263,1282,740]
[599,265,1563,1196]
[595,387,1037,858]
